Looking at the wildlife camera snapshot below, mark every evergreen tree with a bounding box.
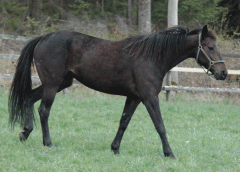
[218,0,240,37]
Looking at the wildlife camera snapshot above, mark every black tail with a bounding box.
[9,36,41,128]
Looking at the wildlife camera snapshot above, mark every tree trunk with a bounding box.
[127,0,132,26]
[102,0,104,14]
[31,0,43,21]
[138,0,151,34]
[167,0,179,85]
[58,0,64,19]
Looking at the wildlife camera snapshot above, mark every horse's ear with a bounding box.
[201,25,208,39]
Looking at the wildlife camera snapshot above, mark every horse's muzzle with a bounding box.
[214,70,228,80]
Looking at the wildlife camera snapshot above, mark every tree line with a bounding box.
[0,0,239,37]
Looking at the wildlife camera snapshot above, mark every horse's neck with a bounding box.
[165,34,199,72]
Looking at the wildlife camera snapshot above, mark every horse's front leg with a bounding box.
[111,96,141,154]
[142,95,175,159]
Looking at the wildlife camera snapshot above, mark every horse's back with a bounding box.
[33,30,138,96]
[70,38,138,95]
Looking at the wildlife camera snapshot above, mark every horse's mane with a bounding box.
[126,26,217,61]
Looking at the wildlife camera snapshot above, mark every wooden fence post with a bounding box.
[166,71,171,101]
[62,88,68,96]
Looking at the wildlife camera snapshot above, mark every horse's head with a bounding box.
[196,25,227,80]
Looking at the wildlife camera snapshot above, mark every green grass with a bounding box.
[0,90,239,172]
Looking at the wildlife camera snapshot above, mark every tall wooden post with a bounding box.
[166,0,178,101]
[166,71,171,101]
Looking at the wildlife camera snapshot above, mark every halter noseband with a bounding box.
[196,33,225,74]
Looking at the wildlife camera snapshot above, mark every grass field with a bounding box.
[0,89,239,172]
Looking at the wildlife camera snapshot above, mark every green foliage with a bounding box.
[152,0,227,30]
[24,17,57,36]
[217,0,240,37]
[0,1,27,33]
[25,17,40,34]
[105,1,128,16]
[0,1,27,16]
[152,0,168,24]
[0,0,235,36]
[178,0,227,25]
[69,0,129,21]
[42,2,60,19]
[68,0,91,16]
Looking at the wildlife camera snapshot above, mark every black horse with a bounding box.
[9,25,227,158]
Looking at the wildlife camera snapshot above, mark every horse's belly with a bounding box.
[73,70,136,96]
[77,79,129,96]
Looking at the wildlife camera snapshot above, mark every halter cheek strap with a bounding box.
[196,33,225,74]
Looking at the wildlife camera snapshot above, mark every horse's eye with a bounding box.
[208,47,214,51]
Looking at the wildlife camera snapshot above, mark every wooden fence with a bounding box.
[164,67,240,101]
[1,34,240,100]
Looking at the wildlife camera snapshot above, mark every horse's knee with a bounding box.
[38,104,49,120]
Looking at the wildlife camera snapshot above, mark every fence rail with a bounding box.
[0,54,19,60]
[165,66,240,101]
[1,34,240,100]
[0,34,32,42]
[171,67,240,75]
[0,74,80,84]
[162,86,240,93]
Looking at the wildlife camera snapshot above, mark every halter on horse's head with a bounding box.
[195,25,227,80]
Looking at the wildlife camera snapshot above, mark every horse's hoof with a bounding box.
[111,148,120,155]
[164,152,176,159]
[44,142,53,147]
[19,132,26,142]
[45,144,53,147]
[169,154,176,160]
[113,150,120,155]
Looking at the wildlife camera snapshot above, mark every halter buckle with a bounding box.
[209,61,215,66]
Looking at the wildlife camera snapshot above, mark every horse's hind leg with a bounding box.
[39,75,73,146]
[20,74,73,145]
[38,87,59,147]
[111,96,141,154]
[19,86,43,141]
